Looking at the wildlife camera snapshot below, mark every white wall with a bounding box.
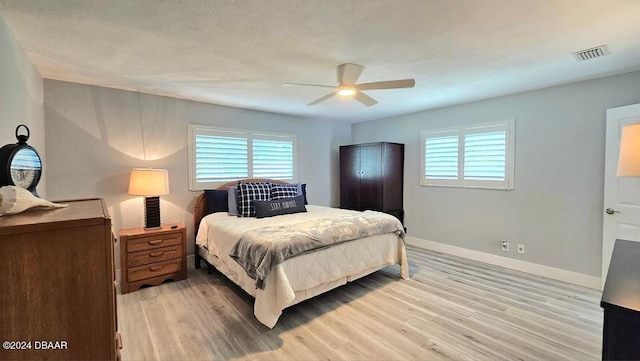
[0,12,45,195]
[352,71,640,278]
[44,80,351,266]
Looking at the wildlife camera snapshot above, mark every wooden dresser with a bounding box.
[0,198,120,361]
[119,223,187,294]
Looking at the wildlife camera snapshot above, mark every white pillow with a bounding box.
[0,186,68,216]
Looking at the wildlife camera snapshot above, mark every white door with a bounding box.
[602,103,640,288]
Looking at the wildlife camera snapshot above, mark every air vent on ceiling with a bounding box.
[573,45,609,62]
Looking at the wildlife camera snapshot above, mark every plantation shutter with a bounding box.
[194,133,248,182]
[188,125,297,190]
[420,120,514,190]
[462,122,512,189]
[421,129,460,186]
[463,131,506,181]
[252,136,294,179]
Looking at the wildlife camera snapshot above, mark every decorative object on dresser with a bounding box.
[0,185,67,215]
[119,223,187,294]
[0,124,43,196]
[0,198,121,361]
[340,142,404,223]
[128,168,170,229]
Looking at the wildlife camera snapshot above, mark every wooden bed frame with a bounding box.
[193,178,288,269]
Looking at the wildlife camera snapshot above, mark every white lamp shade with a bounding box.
[128,168,170,196]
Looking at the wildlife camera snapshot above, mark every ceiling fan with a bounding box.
[284,63,415,107]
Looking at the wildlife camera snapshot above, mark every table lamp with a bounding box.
[617,123,640,176]
[128,168,169,229]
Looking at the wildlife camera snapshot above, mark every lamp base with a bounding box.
[144,196,162,230]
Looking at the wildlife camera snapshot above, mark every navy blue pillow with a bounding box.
[204,189,229,214]
[271,183,299,200]
[253,195,307,219]
[269,181,308,205]
[301,183,308,205]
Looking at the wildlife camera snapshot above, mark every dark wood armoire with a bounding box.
[339,142,404,223]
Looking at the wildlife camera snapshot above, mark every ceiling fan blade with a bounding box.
[308,92,336,105]
[283,82,335,88]
[337,63,364,86]
[355,79,415,91]
[354,91,378,107]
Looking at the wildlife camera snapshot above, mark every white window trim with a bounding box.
[420,119,515,190]
[188,124,297,190]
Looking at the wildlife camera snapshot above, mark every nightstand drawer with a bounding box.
[127,233,182,252]
[127,245,182,267]
[128,258,182,282]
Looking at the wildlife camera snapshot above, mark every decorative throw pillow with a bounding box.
[0,186,68,216]
[227,187,239,216]
[299,183,308,205]
[204,189,228,214]
[237,182,271,217]
[270,183,299,200]
[269,182,308,204]
[253,195,307,219]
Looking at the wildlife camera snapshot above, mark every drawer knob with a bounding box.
[149,251,164,257]
[148,239,164,245]
[149,266,164,272]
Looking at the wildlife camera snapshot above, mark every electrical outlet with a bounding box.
[517,244,525,254]
[501,240,509,252]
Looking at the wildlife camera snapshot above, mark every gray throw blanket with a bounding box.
[229,212,405,289]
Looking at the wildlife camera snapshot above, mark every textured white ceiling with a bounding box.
[2,0,640,123]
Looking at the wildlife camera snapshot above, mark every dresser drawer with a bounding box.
[127,233,182,252]
[127,258,182,282]
[127,245,182,267]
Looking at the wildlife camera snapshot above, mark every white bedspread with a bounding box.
[196,205,409,327]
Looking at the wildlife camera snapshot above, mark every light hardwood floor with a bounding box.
[117,245,603,360]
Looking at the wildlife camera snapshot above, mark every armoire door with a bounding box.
[358,143,383,210]
[339,145,361,210]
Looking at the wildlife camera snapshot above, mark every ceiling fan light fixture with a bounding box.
[291,63,415,106]
[337,87,356,97]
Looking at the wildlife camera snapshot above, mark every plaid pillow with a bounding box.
[270,183,299,200]
[237,182,271,217]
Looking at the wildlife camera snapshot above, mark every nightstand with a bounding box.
[119,223,187,294]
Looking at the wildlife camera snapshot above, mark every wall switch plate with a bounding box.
[517,244,525,254]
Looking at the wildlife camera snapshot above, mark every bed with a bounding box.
[193,178,409,328]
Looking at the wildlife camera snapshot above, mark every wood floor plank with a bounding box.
[117,245,603,360]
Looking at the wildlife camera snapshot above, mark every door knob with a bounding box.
[605,208,620,215]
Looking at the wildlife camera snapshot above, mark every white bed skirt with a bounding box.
[198,233,408,328]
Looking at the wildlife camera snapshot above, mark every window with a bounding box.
[420,120,514,190]
[188,125,296,190]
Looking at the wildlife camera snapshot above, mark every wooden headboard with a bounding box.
[192,178,289,232]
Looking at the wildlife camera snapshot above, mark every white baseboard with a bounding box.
[406,236,602,290]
